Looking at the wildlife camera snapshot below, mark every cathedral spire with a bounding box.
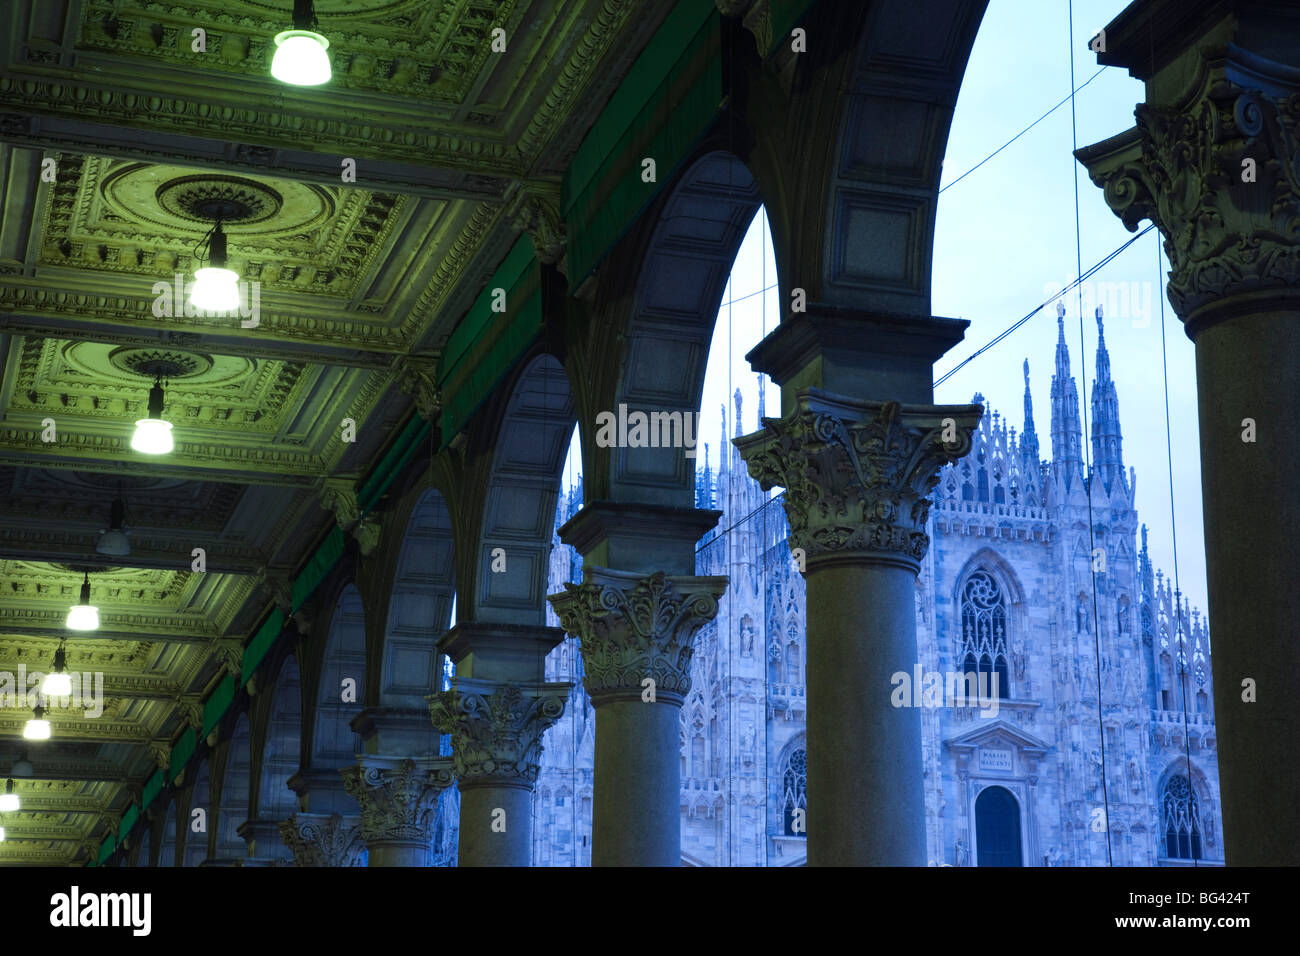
[1050,301,1084,482]
[1090,305,1126,495]
[1021,358,1040,466]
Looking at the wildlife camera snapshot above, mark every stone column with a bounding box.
[550,568,727,866]
[278,813,365,867]
[340,755,453,867]
[430,677,569,866]
[1076,0,1300,865]
[736,388,979,865]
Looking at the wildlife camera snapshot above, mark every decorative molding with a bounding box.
[428,679,570,788]
[339,756,453,847]
[548,568,727,707]
[734,389,981,570]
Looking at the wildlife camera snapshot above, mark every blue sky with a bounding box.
[571,0,1208,618]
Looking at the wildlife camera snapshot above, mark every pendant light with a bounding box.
[96,488,131,557]
[23,704,50,741]
[66,572,99,632]
[0,780,18,813]
[131,376,174,455]
[189,218,241,313]
[42,643,73,698]
[271,0,331,86]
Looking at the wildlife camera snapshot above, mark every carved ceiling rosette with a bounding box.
[428,679,571,788]
[339,756,453,846]
[278,813,364,868]
[1077,68,1300,324]
[548,568,728,707]
[733,390,981,571]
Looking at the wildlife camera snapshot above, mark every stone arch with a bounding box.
[212,712,252,861]
[311,582,367,767]
[241,651,302,861]
[378,486,456,713]
[470,351,576,625]
[753,0,991,316]
[580,148,763,506]
[157,797,177,867]
[257,653,301,819]
[133,815,152,867]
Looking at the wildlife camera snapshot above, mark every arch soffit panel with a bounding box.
[590,148,762,505]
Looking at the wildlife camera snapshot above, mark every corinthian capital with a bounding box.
[278,812,364,867]
[1077,73,1300,324]
[734,389,981,570]
[428,679,570,788]
[339,755,453,846]
[548,568,727,706]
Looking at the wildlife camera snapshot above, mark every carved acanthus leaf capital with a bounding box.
[176,694,203,731]
[395,354,441,422]
[278,813,364,867]
[428,679,570,787]
[212,638,243,679]
[254,568,294,616]
[1078,71,1300,322]
[733,390,981,570]
[147,741,171,772]
[506,182,567,268]
[339,756,454,846]
[318,477,380,556]
[548,568,727,706]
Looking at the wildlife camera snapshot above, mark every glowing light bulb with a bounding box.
[271,30,331,86]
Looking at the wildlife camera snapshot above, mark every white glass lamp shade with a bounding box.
[189,266,242,312]
[22,716,50,741]
[0,826,6,841]
[96,528,131,556]
[41,670,73,698]
[131,418,174,455]
[271,30,331,86]
[0,791,17,813]
[65,603,99,631]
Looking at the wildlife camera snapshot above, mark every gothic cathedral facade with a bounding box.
[531,307,1222,867]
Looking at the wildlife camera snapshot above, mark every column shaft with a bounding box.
[591,700,680,866]
[805,561,925,865]
[458,785,533,866]
[1195,311,1300,862]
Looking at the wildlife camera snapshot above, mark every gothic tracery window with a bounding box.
[781,748,807,837]
[959,570,1010,699]
[1162,774,1202,860]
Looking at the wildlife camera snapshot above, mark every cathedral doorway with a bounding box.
[975,785,1023,867]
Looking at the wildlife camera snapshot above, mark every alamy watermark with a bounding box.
[594,405,700,458]
[151,273,261,328]
[890,664,1001,718]
[1042,280,1154,328]
[0,667,103,718]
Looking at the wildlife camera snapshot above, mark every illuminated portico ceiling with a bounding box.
[0,0,679,866]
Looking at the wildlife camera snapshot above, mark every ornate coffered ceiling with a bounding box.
[0,0,678,864]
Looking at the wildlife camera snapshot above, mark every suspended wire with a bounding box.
[939,67,1107,195]
[933,222,1155,389]
[1068,0,1113,867]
